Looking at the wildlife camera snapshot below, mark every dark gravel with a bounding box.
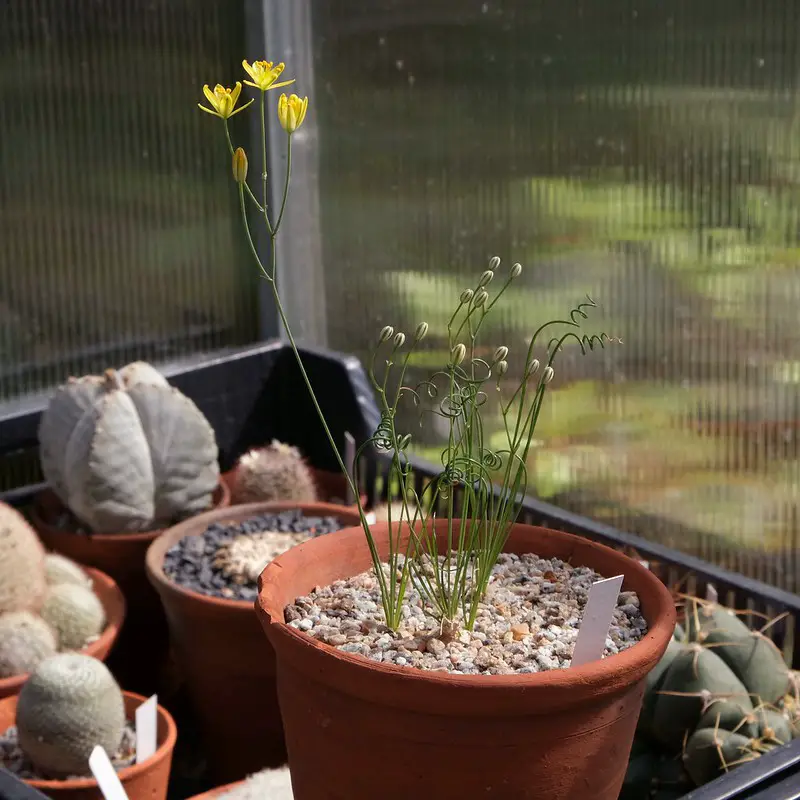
[162,509,348,602]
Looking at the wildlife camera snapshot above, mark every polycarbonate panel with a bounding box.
[0,0,259,401]
[310,0,800,589]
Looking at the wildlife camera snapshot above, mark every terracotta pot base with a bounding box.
[0,691,177,800]
[257,520,676,800]
[30,481,230,696]
[146,501,361,784]
[0,567,125,700]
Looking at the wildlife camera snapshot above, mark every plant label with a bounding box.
[706,583,718,604]
[134,694,158,764]
[89,746,129,800]
[344,431,356,506]
[365,511,377,525]
[571,575,625,668]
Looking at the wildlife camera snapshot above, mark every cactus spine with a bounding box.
[230,441,318,505]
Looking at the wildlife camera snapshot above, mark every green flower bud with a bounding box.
[451,343,467,365]
[527,358,540,376]
[414,322,429,342]
[379,325,394,343]
[393,332,406,348]
[232,147,248,183]
[543,366,554,384]
[496,360,508,377]
[473,289,489,307]
[459,289,474,304]
[489,256,501,271]
[479,270,494,287]
[493,346,509,363]
[510,262,523,278]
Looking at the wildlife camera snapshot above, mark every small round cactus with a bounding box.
[40,583,106,651]
[16,653,125,778]
[0,612,58,678]
[230,441,318,505]
[213,531,306,584]
[0,502,47,615]
[218,767,293,800]
[44,554,92,588]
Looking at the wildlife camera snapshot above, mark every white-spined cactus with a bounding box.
[0,502,47,614]
[38,360,220,533]
[218,767,293,800]
[16,653,126,778]
[0,612,58,678]
[40,583,106,651]
[44,553,92,588]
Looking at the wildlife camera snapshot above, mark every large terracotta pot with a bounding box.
[30,480,230,696]
[0,691,177,800]
[0,567,125,700]
[256,520,677,800]
[146,501,362,784]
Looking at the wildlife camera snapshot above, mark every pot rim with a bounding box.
[256,520,677,712]
[1,690,177,790]
[145,500,364,612]
[31,479,231,542]
[0,566,126,696]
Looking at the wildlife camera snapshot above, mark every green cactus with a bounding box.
[684,600,752,643]
[44,554,92,588]
[0,612,58,678]
[637,637,682,738]
[755,706,793,745]
[683,728,759,786]
[695,697,760,738]
[702,627,790,706]
[38,361,220,533]
[16,653,126,778]
[652,644,753,751]
[217,767,293,800]
[40,583,106,651]
[230,441,318,505]
[0,502,47,615]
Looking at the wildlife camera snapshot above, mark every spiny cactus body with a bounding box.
[218,767,293,800]
[16,653,125,778]
[44,554,92,588]
[0,503,47,614]
[40,583,106,651]
[683,728,758,786]
[230,441,317,505]
[38,361,219,533]
[652,644,753,750]
[0,612,58,678]
[213,531,308,584]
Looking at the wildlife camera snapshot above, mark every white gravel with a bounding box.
[285,552,648,675]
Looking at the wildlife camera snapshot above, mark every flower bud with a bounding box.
[379,325,394,343]
[543,366,554,384]
[451,343,466,365]
[473,289,489,307]
[459,289,474,304]
[489,256,501,271]
[478,269,494,287]
[496,360,508,377]
[232,147,248,183]
[393,332,406,348]
[493,346,509,363]
[414,321,429,342]
[527,358,540,376]
[510,262,523,278]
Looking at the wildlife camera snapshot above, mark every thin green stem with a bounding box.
[274,132,292,232]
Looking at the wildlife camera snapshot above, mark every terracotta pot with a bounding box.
[185,781,243,800]
[223,458,368,512]
[30,480,230,696]
[257,520,677,800]
[145,501,362,784]
[0,691,177,800]
[0,567,125,700]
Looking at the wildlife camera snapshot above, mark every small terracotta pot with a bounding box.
[222,458,368,513]
[30,480,230,696]
[0,691,177,800]
[146,501,362,784]
[0,567,125,700]
[257,521,677,800]
[185,781,243,800]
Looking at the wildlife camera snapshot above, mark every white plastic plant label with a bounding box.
[134,694,158,764]
[571,575,625,668]
[89,746,129,800]
[705,583,718,604]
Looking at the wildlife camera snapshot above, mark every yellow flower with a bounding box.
[277,93,309,134]
[242,60,295,92]
[198,82,253,119]
[232,147,248,184]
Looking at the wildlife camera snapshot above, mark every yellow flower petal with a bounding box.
[228,98,255,117]
[265,78,295,91]
[197,103,221,117]
[230,81,242,104]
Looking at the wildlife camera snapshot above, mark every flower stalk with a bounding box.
[200,59,618,633]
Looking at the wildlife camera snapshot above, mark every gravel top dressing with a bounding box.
[285,552,648,675]
[0,722,137,779]
[163,509,349,602]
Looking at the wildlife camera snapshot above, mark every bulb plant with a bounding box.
[200,60,618,634]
